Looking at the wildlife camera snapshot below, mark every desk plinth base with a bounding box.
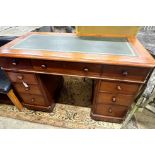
[91,112,124,123]
[23,102,55,112]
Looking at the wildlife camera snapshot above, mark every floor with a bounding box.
[0,103,123,129]
[135,109,155,129]
[1,107,155,129]
[0,108,155,129]
[0,116,59,129]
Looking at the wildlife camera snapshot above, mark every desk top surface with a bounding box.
[0,32,154,67]
[10,34,136,57]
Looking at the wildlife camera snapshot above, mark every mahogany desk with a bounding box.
[0,32,154,123]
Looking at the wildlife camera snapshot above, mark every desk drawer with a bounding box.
[96,92,134,107]
[0,58,32,70]
[13,83,42,95]
[19,93,46,106]
[32,60,102,77]
[94,104,128,118]
[7,72,38,84]
[99,80,141,95]
[102,65,150,82]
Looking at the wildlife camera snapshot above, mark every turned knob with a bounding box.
[108,108,112,113]
[17,75,23,80]
[112,97,116,102]
[122,71,128,76]
[83,68,89,72]
[25,87,30,91]
[116,85,122,90]
[41,64,47,69]
[12,59,17,66]
[31,98,35,102]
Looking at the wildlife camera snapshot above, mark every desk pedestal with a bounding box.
[6,71,63,112]
[91,79,144,123]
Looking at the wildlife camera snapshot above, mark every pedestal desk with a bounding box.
[0,32,154,123]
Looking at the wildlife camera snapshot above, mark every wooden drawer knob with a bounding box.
[116,85,122,90]
[25,87,30,91]
[12,59,17,66]
[41,64,47,69]
[108,108,112,113]
[112,97,116,102]
[83,68,89,72]
[17,75,23,80]
[31,98,35,102]
[122,71,128,76]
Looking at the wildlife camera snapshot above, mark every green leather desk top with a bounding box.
[11,34,137,56]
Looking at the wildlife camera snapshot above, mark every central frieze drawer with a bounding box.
[31,60,102,77]
[96,92,134,107]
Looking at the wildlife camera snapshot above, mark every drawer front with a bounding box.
[7,72,38,84]
[102,65,150,82]
[0,58,32,70]
[13,83,42,95]
[96,92,134,107]
[99,80,141,95]
[19,93,46,106]
[32,60,102,77]
[94,104,128,118]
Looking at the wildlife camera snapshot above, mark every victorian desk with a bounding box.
[0,32,154,123]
